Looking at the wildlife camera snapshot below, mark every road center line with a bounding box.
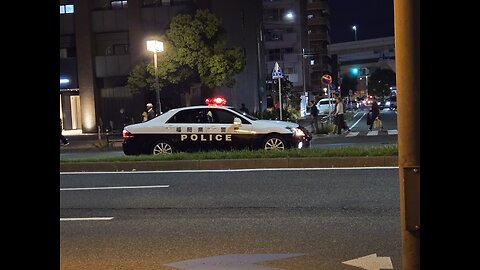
[60,217,114,221]
[60,185,170,191]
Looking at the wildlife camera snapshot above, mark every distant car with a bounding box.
[377,99,386,110]
[315,98,336,116]
[122,105,312,155]
[385,96,397,110]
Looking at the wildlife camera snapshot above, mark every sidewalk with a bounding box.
[60,129,123,151]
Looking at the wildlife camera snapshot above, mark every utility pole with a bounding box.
[394,0,420,269]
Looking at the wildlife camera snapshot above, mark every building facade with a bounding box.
[60,0,330,132]
[261,0,331,115]
[328,36,396,98]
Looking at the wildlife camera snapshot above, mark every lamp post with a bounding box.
[352,25,357,41]
[146,40,164,114]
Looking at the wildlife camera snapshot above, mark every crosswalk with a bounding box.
[345,129,398,137]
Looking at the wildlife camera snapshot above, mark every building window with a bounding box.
[111,0,128,9]
[60,48,77,58]
[283,67,294,74]
[60,4,74,14]
[60,49,67,58]
[113,44,129,55]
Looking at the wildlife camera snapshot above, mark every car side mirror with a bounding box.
[233,117,242,127]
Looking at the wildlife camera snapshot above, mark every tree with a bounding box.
[367,68,396,97]
[340,75,358,97]
[166,9,245,89]
[127,9,246,97]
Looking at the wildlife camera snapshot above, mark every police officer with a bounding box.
[146,103,156,121]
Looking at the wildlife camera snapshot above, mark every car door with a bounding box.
[165,108,207,152]
[203,108,255,150]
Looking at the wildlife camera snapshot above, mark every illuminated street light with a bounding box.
[146,39,164,114]
[352,25,357,41]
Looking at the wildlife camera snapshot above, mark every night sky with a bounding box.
[329,0,394,43]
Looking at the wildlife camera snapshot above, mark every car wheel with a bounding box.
[262,135,286,151]
[151,141,174,155]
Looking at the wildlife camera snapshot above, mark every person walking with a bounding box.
[367,97,381,131]
[119,107,132,128]
[334,97,350,134]
[59,118,69,146]
[239,103,250,114]
[309,100,319,133]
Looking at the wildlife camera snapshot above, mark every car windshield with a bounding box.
[229,108,259,120]
[319,100,333,105]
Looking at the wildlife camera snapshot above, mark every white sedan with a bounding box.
[122,105,312,155]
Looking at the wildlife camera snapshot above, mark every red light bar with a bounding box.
[205,97,227,106]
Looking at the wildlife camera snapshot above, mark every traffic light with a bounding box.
[351,67,359,76]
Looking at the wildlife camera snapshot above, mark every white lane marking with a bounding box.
[367,130,378,136]
[342,253,393,270]
[61,167,398,175]
[60,217,114,221]
[60,185,170,191]
[346,131,359,137]
[164,253,305,270]
[349,112,366,129]
[388,129,398,135]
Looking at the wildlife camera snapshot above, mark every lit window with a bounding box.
[65,5,74,13]
[60,5,74,14]
[111,1,127,9]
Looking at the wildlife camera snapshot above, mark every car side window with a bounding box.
[167,109,204,123]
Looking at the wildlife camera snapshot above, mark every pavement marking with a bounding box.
[164,253,305,270]
[60,217,114,221]
[60,185,170,191]
[367,130,378,136]
[345,131,359,137]
[388,129,398,135]
[61,167,398,175]
[342,253,393,270]
[350,112,366,129]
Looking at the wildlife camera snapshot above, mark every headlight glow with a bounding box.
[290,127,305,137]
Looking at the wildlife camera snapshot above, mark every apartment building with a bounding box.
[261,0,330,113]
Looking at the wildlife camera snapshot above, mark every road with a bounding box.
[60,168,401,270]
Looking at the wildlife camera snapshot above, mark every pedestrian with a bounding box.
[309,100,319,133]
[367,97,381,131]
[143,103,156,122]
[59,118,69,146]
[119,107,132,128]
[334,97,350,134]
[239,103,250,114]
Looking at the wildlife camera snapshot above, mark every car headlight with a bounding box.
[289,127,305,137]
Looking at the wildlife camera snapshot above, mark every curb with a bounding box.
[60,156,398,172]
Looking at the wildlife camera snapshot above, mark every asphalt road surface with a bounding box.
[60,167,401,270]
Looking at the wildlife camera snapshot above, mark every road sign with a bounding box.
[328,83,336,90]
[272,62,283,79]
[321,74,332,85]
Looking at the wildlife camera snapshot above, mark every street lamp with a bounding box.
[146,39,164,114]
[352,25,357,41]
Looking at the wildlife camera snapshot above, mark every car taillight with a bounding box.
[122,129,133,139]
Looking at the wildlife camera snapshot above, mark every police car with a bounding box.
[122,98,312,155]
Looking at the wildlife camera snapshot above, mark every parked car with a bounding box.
[377,99,386,110]
[315,98,336,116]
[385,96,397,110]
[122,104,312,155]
